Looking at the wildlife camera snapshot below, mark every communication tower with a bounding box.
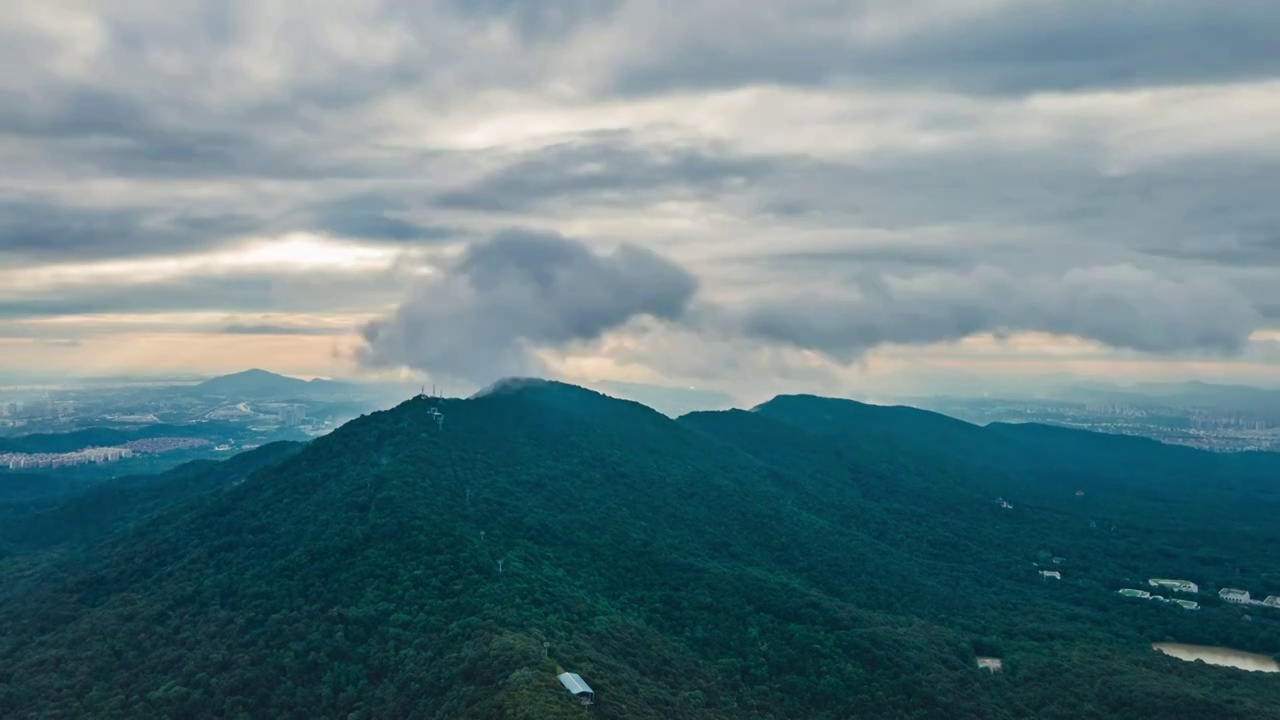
[416,383,445,430]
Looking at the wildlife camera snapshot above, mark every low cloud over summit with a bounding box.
[356,229,699,381]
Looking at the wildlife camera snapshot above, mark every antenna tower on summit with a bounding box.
[414,381,444,430]
[426,383,444,431]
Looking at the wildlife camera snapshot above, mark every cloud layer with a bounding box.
[357,231,1263,385]
[2,0,1279,392]
[739,265,1260,361]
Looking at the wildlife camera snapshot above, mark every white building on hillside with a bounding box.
[1220,588,1251,604]
[1149,579,1199,594]
[557,673,594,706]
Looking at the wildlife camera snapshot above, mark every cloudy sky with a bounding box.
[3,0,1280,401]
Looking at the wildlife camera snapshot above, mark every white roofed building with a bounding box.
[557,672,594,705]
[1220,588,1251,604]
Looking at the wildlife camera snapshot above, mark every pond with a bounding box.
[1152,643,1279,673]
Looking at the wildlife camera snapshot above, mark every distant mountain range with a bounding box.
[2,379,1279,717]
[190,368,356,398]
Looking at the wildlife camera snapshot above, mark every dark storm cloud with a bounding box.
[356,228,699,381]
[611,0,1280,97]
[435,135,768,212]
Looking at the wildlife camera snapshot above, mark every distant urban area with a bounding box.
[0,369,420,475]
[1,438,211,470]
[902,381,1280,453]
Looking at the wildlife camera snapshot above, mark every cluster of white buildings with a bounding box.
[1149,579,1198,594]
[1116,578,1202,610]
[1218,588,1280,608]
[2,446,134,470]
[1116,588,1200,610]
[1115,579,1280,612]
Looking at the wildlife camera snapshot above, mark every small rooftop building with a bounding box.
[1149,579,1199,594]
[1040,570,1061,580]
[1220,588,1251,604]
[557,672,594,705]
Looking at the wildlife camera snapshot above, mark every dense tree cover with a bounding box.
[1,381,1279,718]
[0,441,302,555]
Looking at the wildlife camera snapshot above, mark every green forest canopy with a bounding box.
[1,380,1279,718]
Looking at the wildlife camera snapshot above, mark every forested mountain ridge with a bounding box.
[1,381,1279,718]
[0,441,303,554]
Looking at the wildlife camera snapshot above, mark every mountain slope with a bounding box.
[1,382,1279,718]
[0,441,303,554]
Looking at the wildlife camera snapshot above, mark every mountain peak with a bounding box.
[466,377,668,423]
[193,368,316,397]
[468,376,560,399]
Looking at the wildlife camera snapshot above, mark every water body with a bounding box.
[1153,643,1280,672]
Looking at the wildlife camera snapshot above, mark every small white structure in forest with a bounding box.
[1220,588,1251,604]
[1149,579,1198,594]
[1040,570,1061,580]
[558,672,594,705]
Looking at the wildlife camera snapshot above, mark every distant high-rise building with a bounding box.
[279,406,306,427]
